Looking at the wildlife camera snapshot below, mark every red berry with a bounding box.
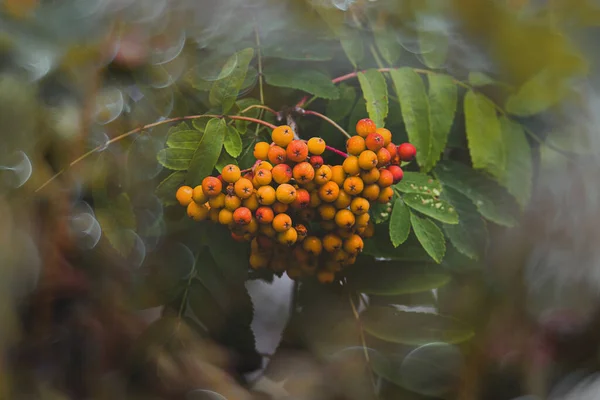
[387,165,404,183]
[309,155,324,169]
[398,143,417,162]
[356,118,377,137]
[365,133,385,152]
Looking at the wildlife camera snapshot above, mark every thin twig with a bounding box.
[240,104,278,116]
[348,289,378,396]
[301,109,351,139]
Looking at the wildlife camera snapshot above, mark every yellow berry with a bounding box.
[272,125,295,147]
[234,178,254,199]
[335,209,355,229]
[307,137,326,155]
[272,213,292,232]
[208,192,226,209]
[187,201,209,221]
[323,233,343,252]
[275,183,297,204]
[253,142,271,160]
[256,185,276,205]
[218,208,234,225]
[302,236,323,256]
[342,156,360,175]
[350,197,370,215]
[221,164,241,183]
[277,227,298,246]
[176,186,194,206]
[192,185,208,204]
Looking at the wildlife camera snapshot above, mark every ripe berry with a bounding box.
[378,186,394,203]
[286,140,309,162]
[342,156,360,175]
[385,142,397,159]
[202,177,222,197]
[307,137,326,155]
[272,125,295,147]
[278,227,298,246]
[272,163,293,184]
[343,176,364,195]
[243,193,259,211]
[358,150,378,170]
[267,145,287,165]
[344,234,364,254]
[330,165,347,186]
[317,270,335,284]
[337,227,354,239]
[276,184,297,204]
[350,197,370,215]
[218,209,234,225]
[254,161,273,171]
[323,233,343,252]
[233,207,252,225]
[234,178,254,199]
[376,127,393,146]
[187,202,209,221]
[254,169,272,186]
[224,194,241,211]
[192,186,208,205]
[292,162,315,185]
[255,206,274,224]
[365,133,385,152]
[355,212,370,227]
[291,188,310,209]
[176,186,194,206]
[378,168,394,187]
[303,236,322,256]
[256,185,276,205]
[398,143,417,161]
[335,209,355,229]
[356,118,376,137]
[346,136,366,155]
[272,202,289,214]
[334,190,352,209]
[309,155,324,169]
[362,183,380,201]
[318,181,340,203]
[387,165,404,183]
[253,142,270,160]
[272,213,292,232]
[318,204,337,220]
[314,165,332,185]
[376,147,392,167]
[360,168,380,184]
[209,192,226,208]
[222,164,241,183]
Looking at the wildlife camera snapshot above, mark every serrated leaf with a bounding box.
[166,130,203,149]
[434,160,520,227]
[426,74,457,171]
[389,198,410,247]
[500,117,533,207]
[209,48,254,113]
[346,262,450,295]
[155,171,186,206]
[357,69,388,127]
[215,151,237,173]
[409,212,445,263]
[340,27,364,68]
[374,29,401,65]
[395,172,442,195]
[224,126,242,157]
[157,148,194,170]
[264,65,339,99]
[362,306,474,345]
[505,68,567,116]
[403,193,458,224]
[185,118,226,185]
[464,90,505,180]
[326,83,357,121]
[419,30,448,69]
[441,187,488,261]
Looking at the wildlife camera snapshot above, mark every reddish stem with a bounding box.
[295,95,310,108]
[325,145,348,158]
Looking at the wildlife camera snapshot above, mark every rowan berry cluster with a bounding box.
[175,118,416,283]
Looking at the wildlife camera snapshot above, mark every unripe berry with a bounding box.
[249,254,269,269]
[360,168,380,184]
[187,202,209,221]
[335,209,355,229]
[209,192,226,208]
[176,186,194,206]
[309,155,324,169]
[378,168,394,187]
[253,141,270,160]
[234,178,254,199]
[271,125,295,147]
[192,185,208,204]
[292,162,315,185]
[303,236,323,256]
[291,188,310,209]
[323,233,343,252]
[314,165,332,185]
[222,164,241,183]
[378,186,394,203]
[307,137,326,155]
[346,136,366,155]
[218,208,234,225]
[272,202,289,214]
[334,190,352,209]
[243,193,259,211]
[330,165,347,186]
[362,183,381,201]
[376,147,392,167]
[376,127,392,146]
[254,168,272,186]
[358,150,378,170]
[350,197,370,215]
[275,183,297,204]
[318,181,340,203]
[224,193,241,211]
[233,207,252,225]
[387,165,404,183]
[256,185,276,205]
[318,204,337,220]
[365,133,385,152]
[343,176,364,195]
[317,270,335,284]
[342,156,360,175]
[272,213,292,232]
[356,118,377,137]
[398,143,417,161]
[272,163,293,184]
[202,177,222,197]
[286,140,309,162]
[344,234,364,254]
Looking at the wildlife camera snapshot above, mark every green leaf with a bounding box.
[499,117,533,207]
[464,90,505,180]
[348,97,367,134]
[426,74,457,171]
[357,69,388,127]
[346,262,450,295]
[155,171,186,206]
[262,39,335,61]
[237,136,258,169]
[157,148,194,170]
[409,212,445,263]
[166,130,203,150]
[505,68,567,116]
[364,224,431,262]
[326,83,357,121]
[205,224,249,284]
[403,193,458,224]
[185,118,227,185]
[468,71,498,87]
[209,48,255,113]
[362,306,474,345]
[264,65,339,99]
[340,27,365,68]
[224,126,242,157]
[389,198,410,247]
[441,187,488,261]
[192,118,208,132]
[374,29,401,65]
[434,160,520,227]
[394,172,442,196]
[95,193,136,257]
[419,30,448,69]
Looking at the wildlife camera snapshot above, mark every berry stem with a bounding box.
[301,109,352,139]
[325,145,349,158]
[239,104,278,116]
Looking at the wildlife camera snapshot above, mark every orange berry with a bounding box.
[234,178,254,199]
[209,207,220,223]
[218,208,234,225]
[363,183,381,201]
[254,168,272,186]
[256,185,276,205]
[350,197,370,215]
[272,163,293,184]
[358,150,378,170]
[176,186,194,206]
[346,136,366,156]
[307,137,326,155]
[187,201,209,221]
[335,209,355,229]
[254,160,273,171]
[398,143,417,161]
[243,192,260,211]
[318,181,340,203]
[375,127,392,146]
[360,168,380,184]
[286,140,309,162]
[344,234,364,254]
[356,212,370,227]
[277,227,298,246]
[318,204,337,220]
[244,218,259,234]
[365,133,385,152]
[343,176,364,195]
[363,222,375,238]
[267,145,287,165]
[376,147,392,167]
[342,156,360,176]
[330,165,346,186]
[222,164,241,183]
[272,202,289,214]
[291,188,310,209]
[292,162,315,185]
[314,165,332,185]
[378,168,394,187]
[255,206,275,224]
[309,190,322,208]
[272,213,292,232]
[276,183,297,204]
[202,177,222,197]
[192,186,208,204]
[337,227,354,239]
[303,236,323,256]
[386,142,398,159]
[387,165,404,183]
[224,194,242,211]
[356,118,376,137]
[317,270,335,284]
[309,155,324,169]
[208,192,226,208]
[233,207,252,225]
[333,250,348,264]
[272,125,295,147]
[253,141,271,160]
[378,186,394,203]
[323,233,343,252]
[334,190,352,209]
[249,253,269,269]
